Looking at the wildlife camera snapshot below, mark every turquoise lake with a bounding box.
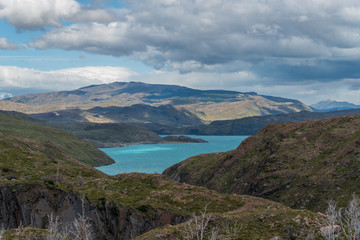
[96,135,248,175]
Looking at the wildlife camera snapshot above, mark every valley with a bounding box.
[0,110,323,239]
[2,1,360,239]
[0,82,359,239]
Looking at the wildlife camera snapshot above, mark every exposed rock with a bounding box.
[0,184,184,239]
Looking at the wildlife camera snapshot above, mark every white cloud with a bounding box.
[27,0,360,75]
[0,38,19,50]
[0,66,136,90]
[132,70,260,91]
[0,0,80,29]
[0,0,117,30]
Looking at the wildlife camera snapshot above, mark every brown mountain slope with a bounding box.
[2,81,311,121]
[164,115,360,211]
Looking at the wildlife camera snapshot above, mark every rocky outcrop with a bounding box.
[0,184,184,239]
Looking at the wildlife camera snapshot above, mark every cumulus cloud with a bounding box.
[0,38,19,50]
[0,66,136,91]
[0,0,80,29]
[0,0,117,30]
[28,0,360,74]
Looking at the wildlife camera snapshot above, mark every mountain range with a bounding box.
[1,81,311,122]
[149,108,360,135]
[311,100,360,111]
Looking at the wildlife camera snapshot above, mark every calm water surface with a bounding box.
[96,135,248,175]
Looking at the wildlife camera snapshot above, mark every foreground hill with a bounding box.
[2,81,311,121]
[0,112,113,166]
[164,115,360,211]
[0,116,322,239]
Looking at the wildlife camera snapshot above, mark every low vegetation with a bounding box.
[4,109,360,238]
[136,196,323,240]
[164,115,360,211]
[0,113,113,166]
[0,111,333,239]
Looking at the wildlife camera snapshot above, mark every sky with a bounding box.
[1,0,360,105]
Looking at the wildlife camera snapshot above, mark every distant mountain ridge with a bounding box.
[146,108,360,135]
[311,99,360,111]
[31,104,203,127]
[2,81,312,122]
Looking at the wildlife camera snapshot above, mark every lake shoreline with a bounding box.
[97,135,249,175]
[96,135,208,148]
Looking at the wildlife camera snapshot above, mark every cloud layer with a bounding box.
[0,66,136,91]
[1,0,360,105]
[27,0,360,73]
[0,0,116,29]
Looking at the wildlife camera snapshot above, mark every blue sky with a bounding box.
[1,0,360,105]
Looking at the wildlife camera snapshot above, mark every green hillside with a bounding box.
[136,196,321,240]
[0,113,114,167]
[0,112,325,239]
[164,115,360,211]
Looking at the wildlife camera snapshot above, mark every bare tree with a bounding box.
[46,213,67,240]
[221,219,241,239]
[184,203,213,240]
[321,200,341,240]
[341,194,360,240]
[71,197,94,240]
[320,195,360,240]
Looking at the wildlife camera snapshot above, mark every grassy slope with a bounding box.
[0,135,322,239]
[0,131,243,215]
[136,196,321,240]
[0,113,113,167]
[164,115,360,211]
[0,116,325,239]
